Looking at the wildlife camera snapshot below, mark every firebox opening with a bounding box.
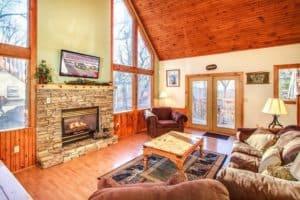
[62,107,99,146]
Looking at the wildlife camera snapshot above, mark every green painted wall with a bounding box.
[38,0,111,83]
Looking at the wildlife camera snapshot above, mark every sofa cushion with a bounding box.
[245,128,277,152]
[151,107,172,120]
[290,153,300,181]
[229,152,260,172]
[282,137,300,164]
[275,130,300,149]
[157,120,179,128]
[258,146,282,173]
[89,179,230,200]
[232,141,263,158]
[217,167,300,200]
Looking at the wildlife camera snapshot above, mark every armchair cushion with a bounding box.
[151,107,172,120]
[157,120,178,128]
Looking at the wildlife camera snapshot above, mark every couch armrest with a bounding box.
[171,111,188,124]
[217,167,300,200]
[236,128,257,142]
[144,110,158,137]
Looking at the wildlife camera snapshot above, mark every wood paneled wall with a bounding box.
[114,110,147,139]
[0,128,36,172]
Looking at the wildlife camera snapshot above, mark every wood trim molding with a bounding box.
[0,44,30,59]
[274,64,300,105]
[126,0,158,59]
[297,95,300,126]
[0,0,37,172]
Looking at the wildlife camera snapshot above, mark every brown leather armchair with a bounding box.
[144,107,188,137]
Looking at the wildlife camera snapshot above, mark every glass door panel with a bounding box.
[192,81,208,125]
[216,80,235,129]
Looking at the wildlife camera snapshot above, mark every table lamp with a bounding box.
[262,98,287,128]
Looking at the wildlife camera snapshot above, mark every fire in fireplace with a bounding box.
[62,107,99,146]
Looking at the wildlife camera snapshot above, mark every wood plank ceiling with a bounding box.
[131,0,300,60]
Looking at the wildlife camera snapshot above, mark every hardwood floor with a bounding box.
[15,129,234,200]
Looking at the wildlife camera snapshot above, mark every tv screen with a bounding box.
[60,50,100,79]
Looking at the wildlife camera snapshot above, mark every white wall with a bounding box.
[158,44,300,128]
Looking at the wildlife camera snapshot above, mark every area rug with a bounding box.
[203,132,230,140]
[99,150,227,185]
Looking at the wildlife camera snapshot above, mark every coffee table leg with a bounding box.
[143,155,149,170]
[199,143,203,157]
[177,162,187,181]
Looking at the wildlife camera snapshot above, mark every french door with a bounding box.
[187,73,243,135]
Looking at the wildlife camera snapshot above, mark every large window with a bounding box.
[113,71,133,112]
[113,0,133,66]
[112,0,153,113]
[0,0,35,131]
[0,0,28,47]
[274,64,300,103]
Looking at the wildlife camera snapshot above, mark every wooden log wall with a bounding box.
[0,128,36,172]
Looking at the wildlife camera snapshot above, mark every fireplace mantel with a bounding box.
[36,84,117,168]
[37,83,114,90]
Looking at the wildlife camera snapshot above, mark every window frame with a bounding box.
[0,0,37,131]
[111,0,154,114]
[274,64,300,104]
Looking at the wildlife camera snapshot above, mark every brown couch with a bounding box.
[144,107,187,137]
[89,178,229,200]
[217,125,300,200]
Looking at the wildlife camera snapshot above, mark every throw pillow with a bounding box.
[262,165,297,181]
[282,137,300,164]
[275,130,300,148]
[258,146,282,173]
[290,153,300,181]
[245,128,277,152]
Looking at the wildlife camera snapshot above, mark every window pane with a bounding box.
[192,81,207,125]
[138,75,151,109]
[113,71,133,112]
[279,68,299,101]
[217,80,235,129]
[0,0,28,47]
[137,30,152,69]
[113,0,133,66]
[0,56,28,130]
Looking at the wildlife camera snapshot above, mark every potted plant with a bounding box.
[35,60,52,84]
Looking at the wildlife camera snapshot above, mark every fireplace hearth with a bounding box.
[62,107,99,146]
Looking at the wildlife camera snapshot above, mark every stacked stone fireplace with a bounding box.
[36,84,117,168]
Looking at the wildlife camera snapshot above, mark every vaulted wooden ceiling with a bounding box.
[131,0,300,60]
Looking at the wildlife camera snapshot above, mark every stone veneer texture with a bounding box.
[36,85,116,168]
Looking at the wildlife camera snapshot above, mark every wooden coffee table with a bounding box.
[143,131,204,179]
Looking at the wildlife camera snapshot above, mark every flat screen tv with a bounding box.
[60,50,100,79]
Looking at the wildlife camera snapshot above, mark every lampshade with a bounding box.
[159,91,168,99]
[262,98,288,115]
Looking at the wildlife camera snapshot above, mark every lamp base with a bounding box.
[268,115,283,129]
